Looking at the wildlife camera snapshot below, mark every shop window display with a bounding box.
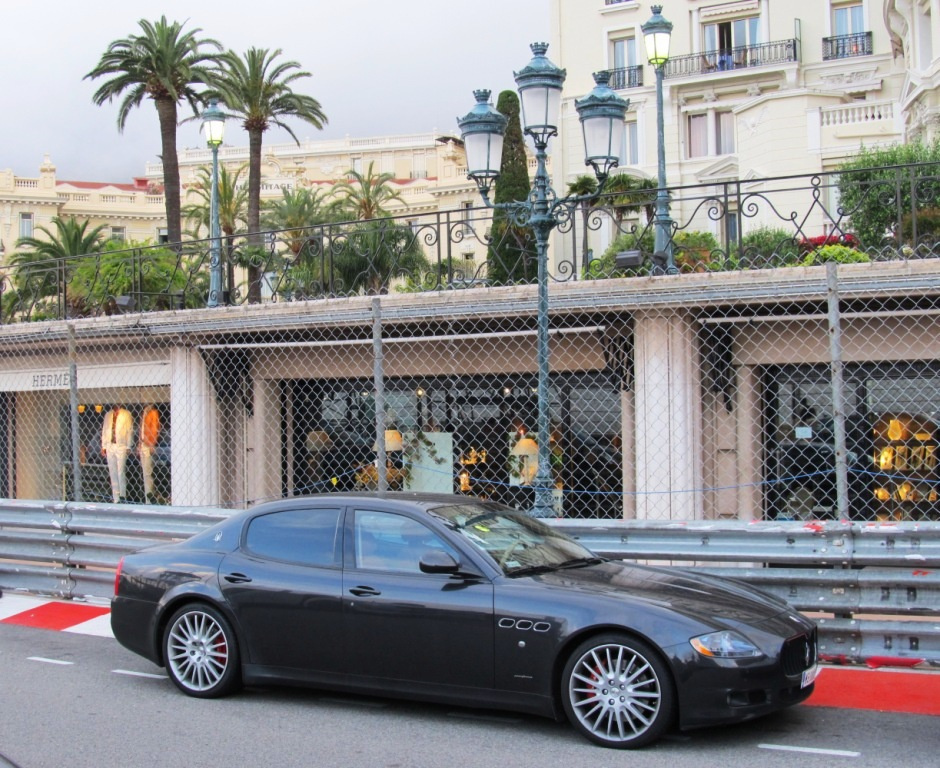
[284,372,622,518]
[62,403,170,504]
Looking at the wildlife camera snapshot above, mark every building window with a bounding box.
[157,227,169,244]
[461,202,474,233]
[832,2,864,37]
[688,111,735,158]
[716,111,735,155]
[19,213,33,239]
[703,15,760,69]
[110,226,126,242]
[352,156,363,173]
[824,2,871,59]
[610,36,642,89]
[411,152,428,180]
[620,119,639,165]
[688,114,708,158]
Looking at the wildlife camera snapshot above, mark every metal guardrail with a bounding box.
[1,501,938,667]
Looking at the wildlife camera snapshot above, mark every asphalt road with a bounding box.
[0,624,936,768]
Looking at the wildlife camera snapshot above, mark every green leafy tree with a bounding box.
[837,139,940,248]
[68,240,192,314]
[86,17,222,245]
[332,162,406,220]
[11,217,109,316]
[211,47,328,302]
[488,90,536,285]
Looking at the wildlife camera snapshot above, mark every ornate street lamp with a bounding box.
[458,43,628,517]
[201,98,226,307]
[642,5,677,274]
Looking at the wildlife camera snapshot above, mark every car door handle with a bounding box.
[349,586,381,597]
[223,572,252,584]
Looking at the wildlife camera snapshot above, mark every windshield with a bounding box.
[430,501,598,576]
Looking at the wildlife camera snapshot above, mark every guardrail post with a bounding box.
[67,324,83,501]
[372,297,387,493]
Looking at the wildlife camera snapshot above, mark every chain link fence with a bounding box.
[1,163,939,520]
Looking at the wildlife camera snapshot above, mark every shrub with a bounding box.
[798,233,860,253]
[588,230,655,278]
[801,244,870,266]
[673,230,719,271]
[737,226,801,268]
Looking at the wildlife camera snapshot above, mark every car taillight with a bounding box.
[113,557,124,596]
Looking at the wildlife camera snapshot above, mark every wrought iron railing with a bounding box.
[2,161,940,322]
[609,65,643,90]
[823,31,873,60]
[663,39,798,79]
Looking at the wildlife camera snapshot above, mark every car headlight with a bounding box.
[690,631,762,659]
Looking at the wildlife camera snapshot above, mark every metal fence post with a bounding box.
[67,324,82,501]
[372,297,387,493]
[827,262,849,519]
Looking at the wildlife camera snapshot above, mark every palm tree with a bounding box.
[332,162,406,220]
[332,220,429,295]
[182,164,249,239]
[11,217,108,318]
[182,164,250,300]
[601,173,658,228]
[85,17,222,246]
[567,174,599,276]
[211,47,327,302]
[262,186,337,255]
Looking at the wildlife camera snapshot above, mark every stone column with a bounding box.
[170,347,219,507]
[632,310,703,519]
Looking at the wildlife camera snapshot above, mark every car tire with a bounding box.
[561,633,675,749]
[163,603,241,698]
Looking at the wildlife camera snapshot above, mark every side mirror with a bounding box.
[419,550,461,574]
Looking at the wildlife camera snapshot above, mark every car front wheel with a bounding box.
[561,633,675,748]
[163,603,241,698]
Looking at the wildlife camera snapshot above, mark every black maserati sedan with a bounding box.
[111,493,818,749]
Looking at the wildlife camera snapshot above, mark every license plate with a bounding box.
[801,664,819,688]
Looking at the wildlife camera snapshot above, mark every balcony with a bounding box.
[610,65,643,90]
[823,32,873,61]
[663,39,798,79]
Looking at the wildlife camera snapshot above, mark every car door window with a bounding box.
[353,510,456,573]
[245,508,341,567]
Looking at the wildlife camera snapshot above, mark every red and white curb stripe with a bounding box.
[0,593,113,638]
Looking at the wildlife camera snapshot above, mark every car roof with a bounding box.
[248,492,491,515]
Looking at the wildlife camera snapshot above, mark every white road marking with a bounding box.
[64,614,114,638]
[759,743,860,758]
[27,657,74,666]
[112,669,166,679]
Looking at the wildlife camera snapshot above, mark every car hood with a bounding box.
[526,560,790,626]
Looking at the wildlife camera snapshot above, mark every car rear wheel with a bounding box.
[561,633,675,749]
[163,604,241,698]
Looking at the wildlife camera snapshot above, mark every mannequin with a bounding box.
[138,405,161,504]
[101,406,134,502]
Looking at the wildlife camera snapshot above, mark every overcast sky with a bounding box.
[2,0,550,182]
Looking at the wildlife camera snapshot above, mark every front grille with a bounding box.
[781,628,817,676]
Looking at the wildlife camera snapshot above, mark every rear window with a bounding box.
[245,508,341,567]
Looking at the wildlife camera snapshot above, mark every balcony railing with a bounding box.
[609,65,643,90]
[664,39,798,79]
[823,31,873,61]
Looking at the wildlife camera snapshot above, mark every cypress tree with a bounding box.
[488,90,537,284]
